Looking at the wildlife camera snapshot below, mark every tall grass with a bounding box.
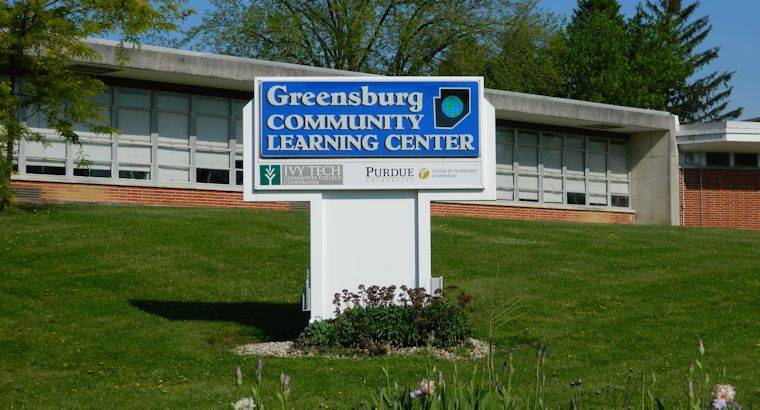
[232,338,744,409]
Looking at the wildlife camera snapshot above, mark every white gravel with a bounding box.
[232,341,301,357]
[232,338,490,360]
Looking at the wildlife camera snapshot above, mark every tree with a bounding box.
[639,0,741,122]
[0,0,191,211]
[436,0,563,96]
[179,0,493,75]
[557,0,636,106]
[625,2,690,111]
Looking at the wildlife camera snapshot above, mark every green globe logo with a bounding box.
[441,95,464,118]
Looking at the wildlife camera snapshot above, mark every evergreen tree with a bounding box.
[558,0,636,106]
[626,2,690,111]
[641,0,741,122]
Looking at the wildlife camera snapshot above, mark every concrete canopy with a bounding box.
[82,39,675,135]
[677,121,760,153]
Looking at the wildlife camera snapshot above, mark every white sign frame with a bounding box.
[243,76,495,321]
[249,76,485,191]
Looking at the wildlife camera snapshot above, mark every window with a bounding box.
[236,159,243,185]
[566,150,585,176]
[17,83,251,187]
[734,153,758,167]
[196,116,229,143]
[118,109,151,136]
[234,100,245,144]
[494,124,630,208]
[74,168,111,178]
[116,88,151,138]
[156,93,190,141]
[75,91,112,132]
[611,195,629,208]
[157,148,189,182]
[158,112,189,140]
[705,152,730,167]
[195,97,230,144]
[196,168,229,184]
[495,129,514,168]
[119,169,150,180]
[27,165,65,175]
[542,135,562,174]
[567,192,586,205]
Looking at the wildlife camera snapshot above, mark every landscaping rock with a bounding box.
[232,338,490,360]
[232,341,301,357]
[468,338,490,358]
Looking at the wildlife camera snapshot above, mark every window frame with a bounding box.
[494,121,631,209]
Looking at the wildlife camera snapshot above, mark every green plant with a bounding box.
[295,319,338,349]
[297,286,472,351]
[232,360,292,410]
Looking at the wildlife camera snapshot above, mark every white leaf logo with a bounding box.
[264,165,277,185]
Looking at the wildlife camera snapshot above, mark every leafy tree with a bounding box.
[557,0,636,106]
[436,0,563,96]
[0,0,191,211]
[179,0,493,75]
[639,0,741,122]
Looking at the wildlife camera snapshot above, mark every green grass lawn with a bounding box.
[1,205,758,408]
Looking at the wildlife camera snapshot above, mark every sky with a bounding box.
[180,0,760,119]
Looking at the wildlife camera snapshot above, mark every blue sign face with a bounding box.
[258,79,480,158]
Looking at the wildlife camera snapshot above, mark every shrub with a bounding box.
[296,285,471,350]
[294,318,338,348]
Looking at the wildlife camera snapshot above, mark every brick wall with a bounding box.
[11,179,635,224]
[680,168,760,230]
[10,180,290,211]
[432,202,634,224]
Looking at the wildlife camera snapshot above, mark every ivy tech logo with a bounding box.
[260,165,281,185]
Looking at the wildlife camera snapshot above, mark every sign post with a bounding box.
[244,77,495,321]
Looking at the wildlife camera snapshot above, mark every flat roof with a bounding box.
[677,121,760,152]
[82,38,676,133]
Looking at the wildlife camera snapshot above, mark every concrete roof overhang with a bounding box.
[82,38,675,134]
[677,121,760,153]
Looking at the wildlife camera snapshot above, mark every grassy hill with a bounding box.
[1,205,758,407]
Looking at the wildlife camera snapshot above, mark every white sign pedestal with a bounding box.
[243,77,496,321]
[243,79,496,322]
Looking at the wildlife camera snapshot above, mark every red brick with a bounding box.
[679,168,760,230]
[12,180,635,225]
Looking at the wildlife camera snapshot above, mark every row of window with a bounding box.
[21,85,247,185]
[25,165,242,185]
[495,126,631,208]
[682,152,760,168]
[21,142,244,186]
[25,86,246,144]
[17,84,633,207]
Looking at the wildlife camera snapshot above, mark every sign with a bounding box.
[253,77,484,191]
[244,76,495,321]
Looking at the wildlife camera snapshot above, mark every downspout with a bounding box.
[699,164,704,227]
[680,166,686,226]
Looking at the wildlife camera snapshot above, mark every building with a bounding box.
[10,39,760,229]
